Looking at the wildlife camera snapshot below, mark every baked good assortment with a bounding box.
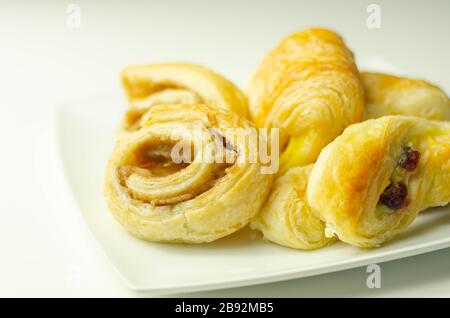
[248,29,449,250]
[251,70,450,250]
[105,27,449,249]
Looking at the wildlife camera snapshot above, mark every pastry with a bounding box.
[251,70,449,250]
[246,28,364,174]
[104,103,272,243]
[307,116,450,247]
[250,165,335,250]
[121,63,248,131]
[362,72,450,120]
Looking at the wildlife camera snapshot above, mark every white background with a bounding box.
[0,0,449,297]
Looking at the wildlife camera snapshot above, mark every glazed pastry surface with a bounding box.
[307,116,450,247]
[247,28,364,174]
[121,63,248,131]
[104,103,272,243]
[250,165,335,250]
[362,72,450,120]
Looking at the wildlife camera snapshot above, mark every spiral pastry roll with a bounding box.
[362,72,450,120]
[121,63,248,131]
[104,103,272,243]
[250,165,335,250]
[307,116,450,247]
[247,28,364,174]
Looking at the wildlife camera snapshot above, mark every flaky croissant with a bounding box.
[121,63,248,131]
[104,103,272,243]
[247,28,364,174]
[307,116,450,247]
[362,72,450,120]
[250,165,335,250]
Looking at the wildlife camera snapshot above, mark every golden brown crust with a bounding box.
[250,165,335,250]
[104,103,272,243]
[307,116,450,247]
[247,28,364,173]
[362,72,450,120]
[121,63,249,131]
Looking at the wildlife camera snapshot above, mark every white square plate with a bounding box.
[55,60,450,294]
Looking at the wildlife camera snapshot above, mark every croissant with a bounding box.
[250,165,335,250]
[307,116,450,247]
[121,63,248,131]
[104,103,272,243]
[362,72,450,120]
[247,28,364,174]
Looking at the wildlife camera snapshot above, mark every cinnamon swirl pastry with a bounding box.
[121,63,248,131]
[362,72,450,120]
[104,103,272,243]
[307,116,450,247]
[247,28,364,174]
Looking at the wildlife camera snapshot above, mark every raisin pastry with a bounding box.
[247,28,364,174]
[121,63,248,131]
[362,72,450,120]
[307,116,450,247]
[104,103,272,243]
[250,165,335,250]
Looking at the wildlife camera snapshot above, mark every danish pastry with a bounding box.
[250,165,335,250]
[362,72,450,120]
[307,116,450,247]
[247,28,364,174]
[121,63,248,131]
[104,103,272,243]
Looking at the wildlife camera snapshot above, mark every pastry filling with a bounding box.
[397,146,420,171]
[118,136,235,205]
[379,146,420,210]
[134,140,193,176]
[380,182,408,210]
[209,129,235,153]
